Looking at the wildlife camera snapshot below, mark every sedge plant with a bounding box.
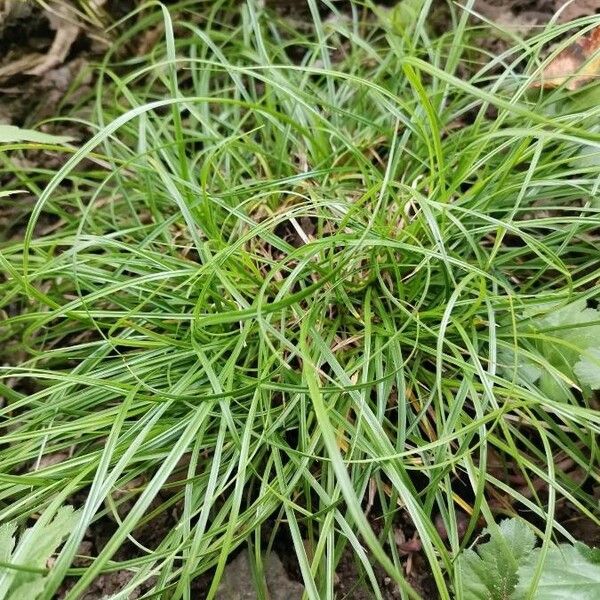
[1,1,599,598]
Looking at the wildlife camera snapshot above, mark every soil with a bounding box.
[1,1,599,599]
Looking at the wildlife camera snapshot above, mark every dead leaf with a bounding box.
[434,511,468,540]
[532,24,600,91]
[137,23,165,56]
[26,8,81,76]
[0,53,45,81]
[475,1,549,37]
[34,451,69,470]
[1,1,31,25]
[396,536,422,554]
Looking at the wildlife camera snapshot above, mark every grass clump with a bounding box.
[1,1,599,598]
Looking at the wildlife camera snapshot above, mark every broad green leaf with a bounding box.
[11,506,79,590]
[457,519,600,600]
[0,506,80,599]
[531,301,600,349]
[0,524,18,598]
[538,371,572,404]
[498,348,543,386]
[0,125,73,145]
[575,543,600,565]
[574,349,600,389]
[515,544,600,599]
[506,299,600,401]
[0,523,17,564]
[457,518,536,600]
[10,578,47,600]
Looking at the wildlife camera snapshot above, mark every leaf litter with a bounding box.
[533,24,600,90]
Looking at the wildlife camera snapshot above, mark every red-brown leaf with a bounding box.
[532,24,600,91]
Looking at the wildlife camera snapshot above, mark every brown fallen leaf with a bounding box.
[396,536,422,554]
[532,24,600,91]
[475,0,548,37]
[137,22,165,56]
[26,7,81,76]
[530,25,600,90]
[0,53,45,82]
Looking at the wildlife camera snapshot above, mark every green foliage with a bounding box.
[516,543,600,599]
[457,519,600,600]
[0,507,79,600]
[458,519,536,599]
[376,0,426,34]
[1,1,599,598]
[0,125,73,145]
[503,300,600,401]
